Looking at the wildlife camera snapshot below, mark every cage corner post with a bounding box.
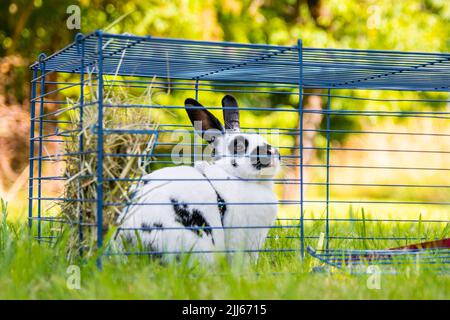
[36,53,47,241]
[28,66,39,230]
[297,39,305,259]
[76,33,86,257]
[96,31,105,269]
[325,88,331,252]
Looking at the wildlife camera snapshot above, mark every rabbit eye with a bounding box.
[229,136,248,155]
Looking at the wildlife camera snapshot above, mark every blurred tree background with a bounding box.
[0,0,449,200]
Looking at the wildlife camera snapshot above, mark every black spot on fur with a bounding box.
[199,173,228,225]
[216,192,227,224]
[141,222,163,232]
[118,229,162,260]
[137,223,163,259]
[231,159,238,167]
[209,139,221,160]
[170,198,213,243]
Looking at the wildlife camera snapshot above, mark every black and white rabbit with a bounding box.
[116,95,280,263]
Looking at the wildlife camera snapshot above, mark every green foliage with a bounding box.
[1,0,449,103]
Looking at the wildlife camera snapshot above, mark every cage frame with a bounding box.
[28,30,450,270]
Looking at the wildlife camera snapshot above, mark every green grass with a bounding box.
[0,200,449,300]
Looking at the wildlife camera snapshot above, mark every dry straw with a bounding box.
[62,70,159,257]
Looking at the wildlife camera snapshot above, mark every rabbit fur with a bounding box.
[115,95,280,264]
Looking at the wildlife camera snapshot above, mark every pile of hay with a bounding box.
[62,77,158,257]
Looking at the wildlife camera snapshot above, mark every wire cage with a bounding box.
[29,30,450,272]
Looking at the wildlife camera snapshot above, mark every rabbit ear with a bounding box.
[222,94,240,131]
[185,98,224,143]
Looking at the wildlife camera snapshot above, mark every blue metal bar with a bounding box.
[102,177,450,188]
[40,119,74,124]
[270,235,444,240]
[107,248,303,257]
[95,31,105,268]
[293,217,449,223]
[28,67,38,229]
[30,150,96,161]
[30,99,86,105]
[325,88,331,251]
[103,198,450,206]
[93,80,450,97]
[30,197,96,202]
[31,81,84,100]
[30,128,80,141]
[37,53,47,240]
[77,33,85,257]
[297,39,305,259]
[154,124,450,138]
[333,56,450,88]
[107,201,294,206]
[102,103,302,113]
[97,103,450,120]
[304,163,450,171]
[31,176,69,181]
[117,159,450,171]
[30,101,98,121]
[118,225,301,231]
[93,78,450,102]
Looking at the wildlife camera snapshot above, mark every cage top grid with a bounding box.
[30,30,450,91]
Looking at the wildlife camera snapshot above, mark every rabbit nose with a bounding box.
[252,146,271,169]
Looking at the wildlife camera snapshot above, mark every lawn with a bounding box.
[1,200,448,300]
